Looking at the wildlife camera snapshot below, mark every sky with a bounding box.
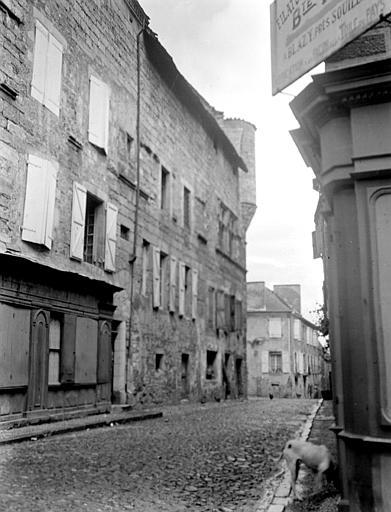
[139,0,325,320]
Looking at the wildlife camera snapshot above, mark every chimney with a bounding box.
[247,282,266,311]
[273,284,301,313]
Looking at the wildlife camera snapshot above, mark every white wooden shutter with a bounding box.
[70,182,87,260]
[261,351,269,373]
[104,202,117,272]
[22,155,46,245]
[269,318,282,338]
[44,162,58,249]
[294,319,301,339]
[44,34,63,115]
[282,352,290,373]
[169,255,177,313]
[191,268,198,320]
[31,21,48,104]
[178,261,185,316]
[152,246,160,309]
[88,76,109,152]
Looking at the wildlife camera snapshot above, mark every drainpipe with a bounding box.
[125,25,145,399]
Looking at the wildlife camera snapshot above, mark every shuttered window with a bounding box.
[178,261,186,317]
[70,182,117,271]
[152,246,161,309]
[22,155,57,249]
[191,268,198,320]
[294,319,301,340]
[104,203,118,272]
[31,20,63,115]
[88,75,110,153]
[269,318,282,338]
[169,255,177,313]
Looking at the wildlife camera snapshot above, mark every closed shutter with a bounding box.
[152,246,161,309]
[282,352,290,373]
[22,155,57,248]
[269,318,282,338]
[169,255,177,313]
[178,261,185,316]
[97,321,111,384]
[44,161,58,249]
[104,202,118,272]
[88,76,109,152]
[191,268,198,319]
[261,351,269,373]
[216,291,225,329]
[60,314,76,383]
[74,317,98,384]
[70,182,87,260]
[22,155,46,245]
[44,34,63,115]
[31,20,48,103]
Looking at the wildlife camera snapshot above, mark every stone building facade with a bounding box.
[0,0,256,423]
[246,282,326,399]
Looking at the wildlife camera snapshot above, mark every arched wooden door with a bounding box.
[27,310,49,410]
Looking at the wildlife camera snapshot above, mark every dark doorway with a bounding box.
[235,357,243,397]
[222,353,231,399]
[181,353,189,399]
[27,310,49,410]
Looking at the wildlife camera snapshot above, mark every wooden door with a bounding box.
[27,310,49,410]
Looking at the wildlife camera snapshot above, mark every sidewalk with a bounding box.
[263,399,341,512]
[0,407,163,445]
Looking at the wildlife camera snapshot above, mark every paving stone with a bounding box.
[0,398,316,512]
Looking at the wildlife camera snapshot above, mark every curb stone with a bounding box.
[255,399,323,512]
[0,409,163,445]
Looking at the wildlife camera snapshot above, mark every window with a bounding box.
[169,255,177,313]
[184,265,191,317]
[88,75,110,152]
[269,317,282,338]
[294,319,301,340]
[84,194,104,264]
[161,167,170,211]
[48,315,61,385]
[22,155,57,249]
[152,246,161,309]
[120,225,130,240]
[31,20,64,115]
[269,352,282,373]
[141,240,150,297]
[217,201,239,258]
[155,353,164,372]
[70,182,118,271]
[183,186,191,229]
[206,350,217,380]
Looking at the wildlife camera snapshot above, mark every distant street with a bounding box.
[0,399,316,512]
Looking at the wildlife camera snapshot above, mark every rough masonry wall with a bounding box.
[0,0,249,407]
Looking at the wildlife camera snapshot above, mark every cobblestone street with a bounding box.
[0,399,317,512]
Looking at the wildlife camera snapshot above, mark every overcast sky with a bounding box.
[140,0,324,320]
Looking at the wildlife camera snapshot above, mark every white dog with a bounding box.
[283,439,337,500]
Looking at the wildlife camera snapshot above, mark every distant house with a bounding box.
[247,282,327,398]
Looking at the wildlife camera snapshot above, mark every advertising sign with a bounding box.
[271,0,391,95]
